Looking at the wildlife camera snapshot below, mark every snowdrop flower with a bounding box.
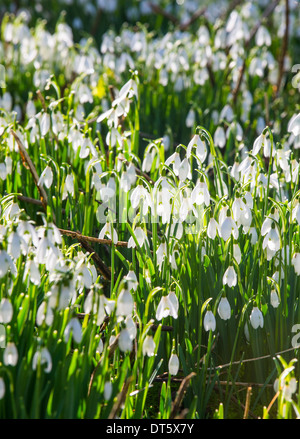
[118,328,133,352]
[204,309,216,332]
[64,318,82,344]
[191,181,210,206]
[156,292,178,321]
[168,353,180,376]
[156,240,167,271]
[32,348,52,373]
[217,296,231,320]
[104,381,113,400]
[0,298,13,324]
[207,217,218,240]
[125,316,137,340]
[219,213,239,242]
[214,126,226,148]
[223,266,237,288]
[262,221,281,254]
[288,113,300,137]
[36,301,54,326]
[38,165,53,189]
[292,253,300,275]
[186,134,207,163]
[128,226,149,249]
[124,270,138,291]
[131,184,153,216]
[270,290,280,308]
[116,286,134,317]
[96,338,104,354]
[99,222,118,244]
[186,108,195,128]
[142,335,156,357]
[0,250,17,278]
[4,342,18,366]
[252,131,273,157]
[62,174,74,200]
[250,306,264,329]
[0,378,5,399]
[233,243,241,264]
[120,163,136,192]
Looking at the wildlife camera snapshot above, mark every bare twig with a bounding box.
[58,227,128,248]
[170,372,196,419]
[11,129,48,211]
[108,377,133,419]
[148,2,179,26]
[243,386,252,419]
[232,0,280,105]
[76,235,111,281]
[179,7,207,32]
[276,0,289,96]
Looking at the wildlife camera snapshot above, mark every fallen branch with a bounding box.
[11,129,48,211]
[232,0,280,105]
[148,2,179,26]
[170,372,196,419]
[275,0,289,97]
[108,376,133,419]
[179,6,207,31]
[58,227,128,248]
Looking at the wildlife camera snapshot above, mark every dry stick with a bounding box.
[148,2,179,26]
[276,0,289,97]
[11,129,113,277]
[58,227,128,248]
[170,372,196,419]
[108,376,134,419]
[87,333,120,397]
[10,129,48,211]
[243,386,252,419]
[232,0,280,105]
[179,6,207,32]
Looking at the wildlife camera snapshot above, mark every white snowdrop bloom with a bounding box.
[156,292,178,321]
[7,231,26,260]
[217,297,231,320]
[0,378,5,400]
[214,126,226,148]
[165,151,182,176]
[143,335,156,357]
[292,253,300,275]
[96,338,104,354]
[37,112,50,137]
[168,353,180,376]
[4,342,18,366]
[292,202,300,226]
[270,290,280,308]
[0,299,13,324]
[131,184,153,215]
[24,257,40,286]
[191,181,210,206]
[125,316,137,340]
[0,163,7,180]
[233,243,241,265]
[186,134,207,163]
[276,149,291,172]
[99,222,118,244]
[186,108,195,128]
[116,287,134,317]
[219,104,234,123]
[178,157,190,181]
[38,165,53,189]
[255,26,271,46]
[120,163,137,192]
[104,381,113,400]
[124,270,138,291]
[36,301,54,326]
[203,310,216,332]
[17,220,39,248]
[219,216,239,242]
[207,217,218,240]
[0,250,17,278]
[288,113,300,137]
[223,266,237,288]
[62,174,74,200]
[249,227,258,245]
[32,348,52,373]
[156,240,167,271]
[281,378,298,402]
[64,318,82,344]
[232,196,247,223]
[128,227,149,249]
[118,329,133,352]
[142,148,156,173]
[252,132,273,157]
[262,222,281,253]
[250,306,264,329]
